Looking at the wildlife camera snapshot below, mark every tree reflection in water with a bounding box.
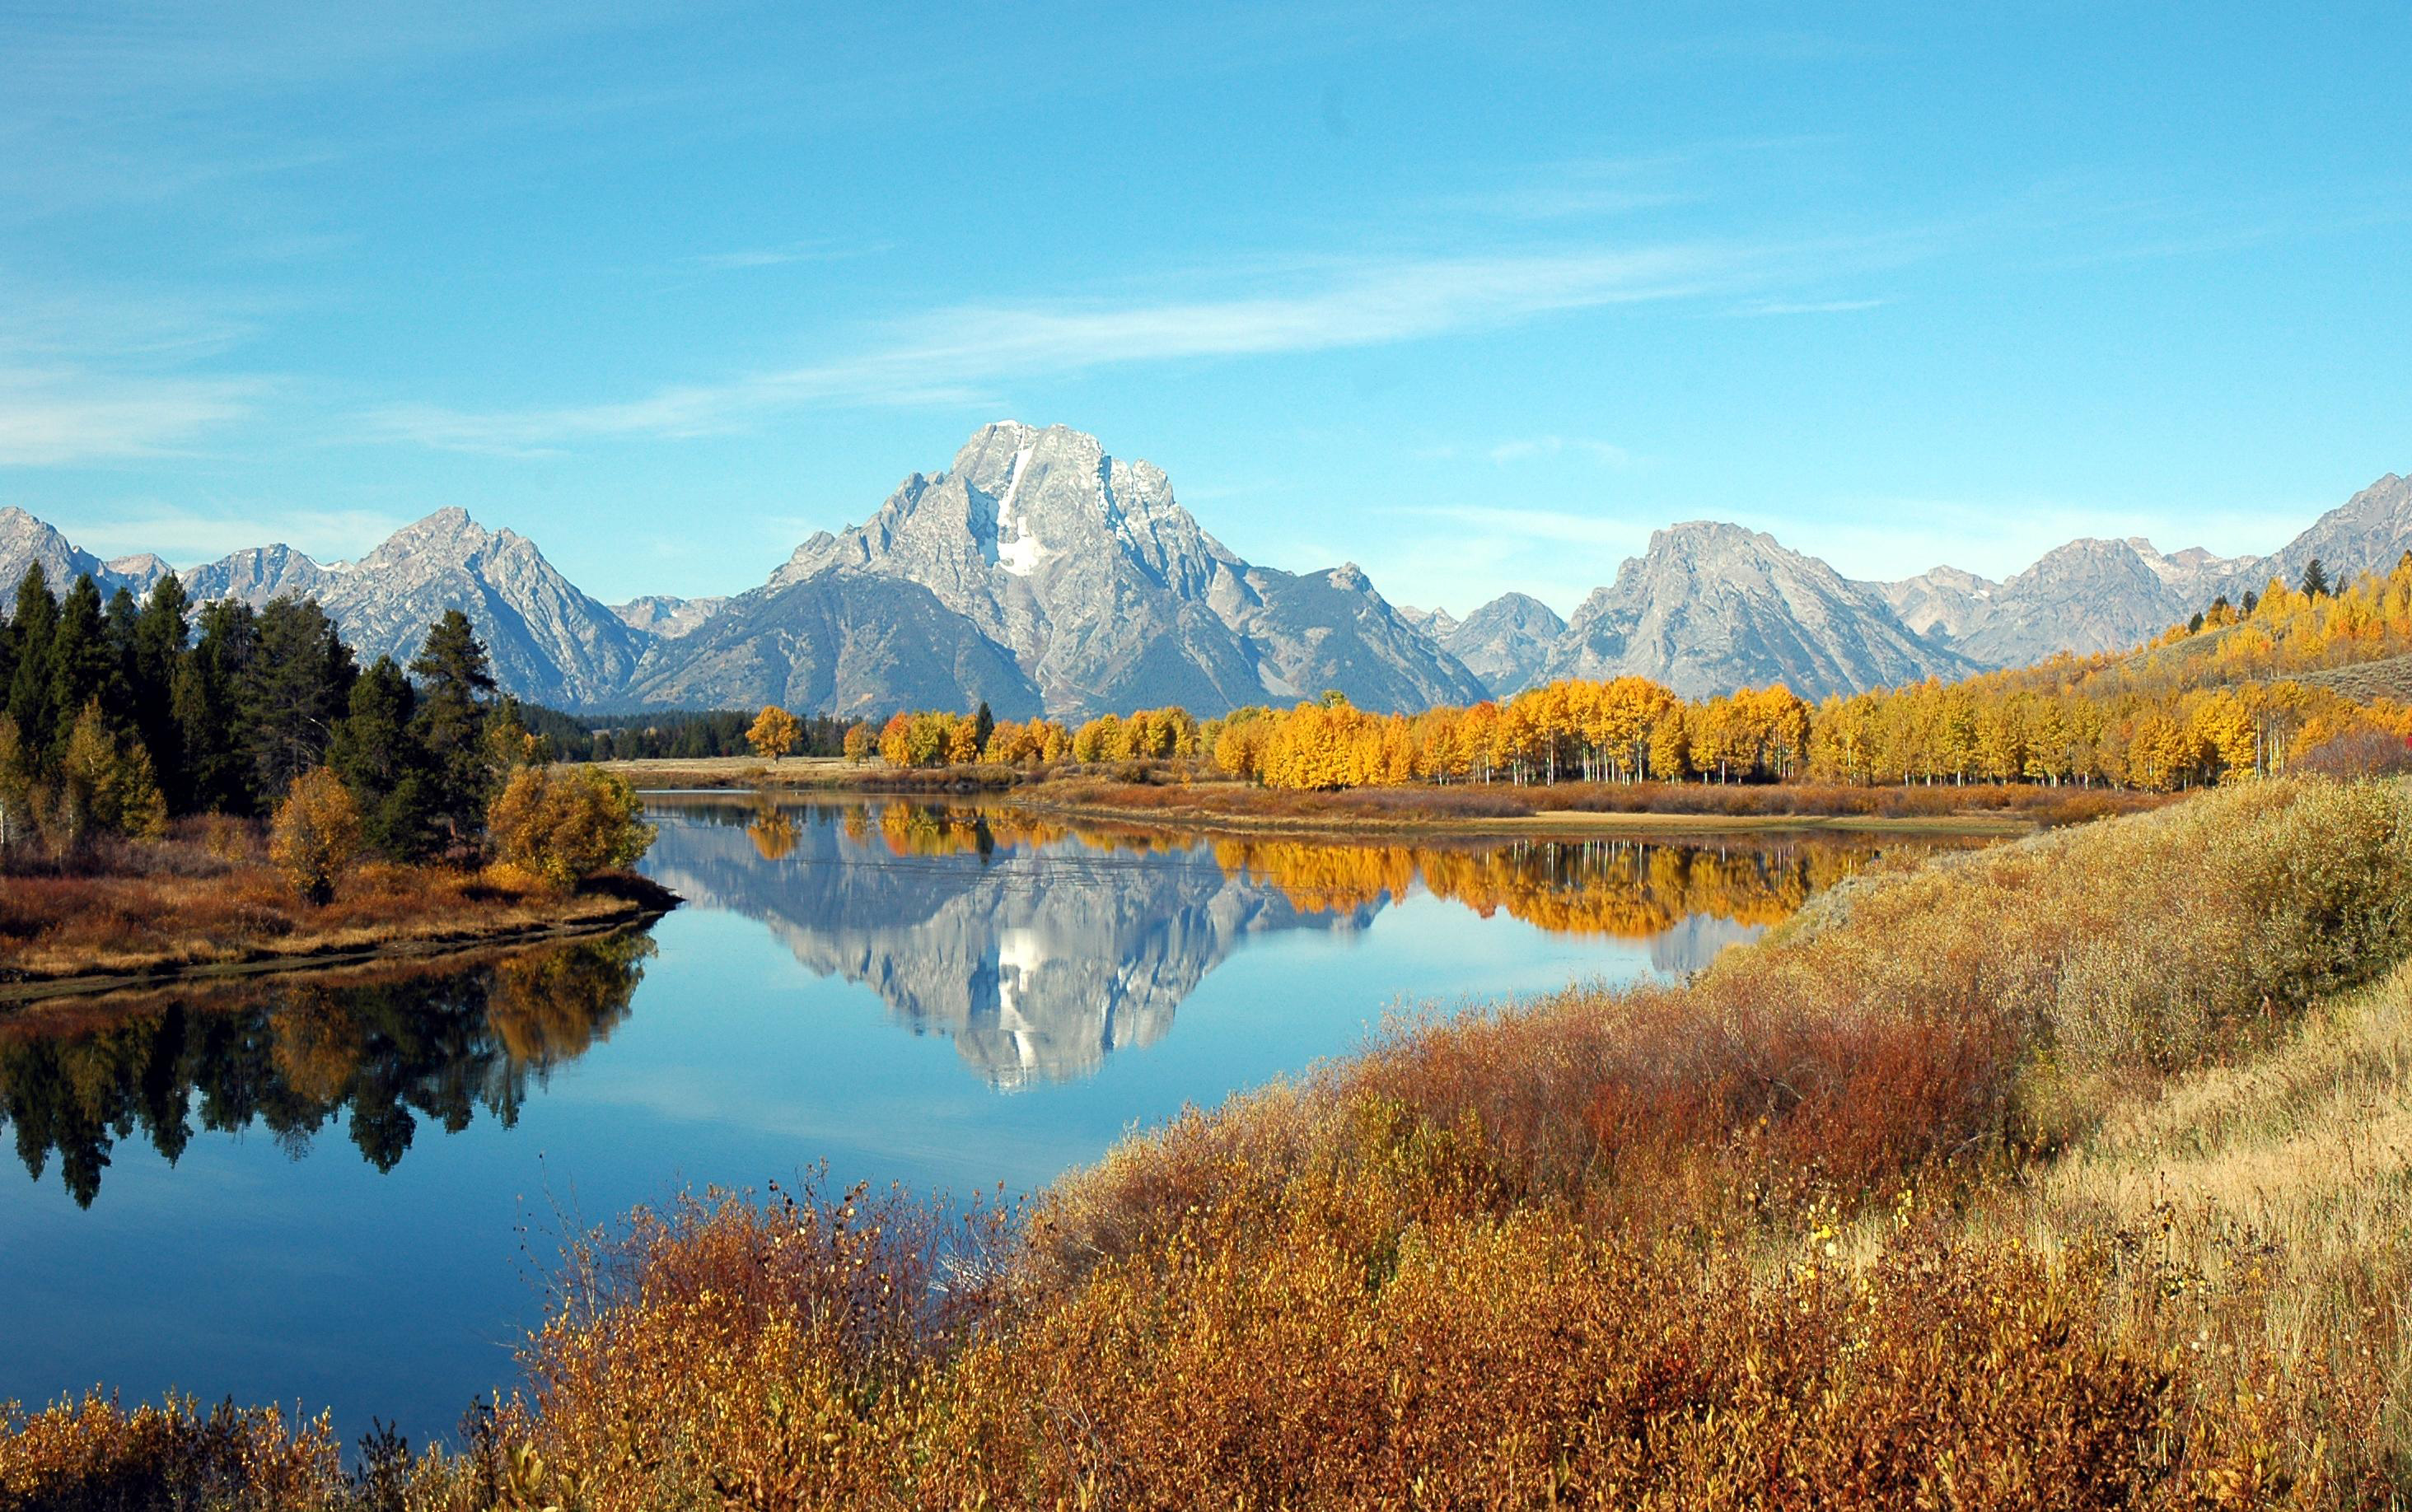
[0,935,653,1206]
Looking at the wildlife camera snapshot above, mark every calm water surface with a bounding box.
[0,797,1961,1446]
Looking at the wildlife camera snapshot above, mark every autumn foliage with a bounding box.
[267,767,363,905]
[485,766,653,892]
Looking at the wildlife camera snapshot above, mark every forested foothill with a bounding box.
[0,567,658,984]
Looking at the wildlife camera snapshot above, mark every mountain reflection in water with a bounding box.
[643,798,1928,1090]
[0,936,652,1206]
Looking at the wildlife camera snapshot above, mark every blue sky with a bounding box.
[5,2,2407,615]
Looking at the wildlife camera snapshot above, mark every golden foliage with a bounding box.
[486,766,653,891]
[745,704,802,761]
[267,767,363,906]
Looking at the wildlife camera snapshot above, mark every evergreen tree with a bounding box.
[330,656,437,860]
[103,586,142,726]
[974,699,995,754]
[175,600,256,814]
[47,576,115,761]
[4,565,58,753]
[130,573,191,807]
[409,610,499,850]
[2300,558,2330,598]
[238,596,357,809]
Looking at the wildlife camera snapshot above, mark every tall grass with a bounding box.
[7,778,2410,1508]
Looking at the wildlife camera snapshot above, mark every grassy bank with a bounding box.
[613,754,2167,838]
[0,821,676,1003]
[7,778,2408,1508]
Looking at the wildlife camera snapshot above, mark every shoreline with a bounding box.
[989,791,2040,841]
[612,760,2069,841]
[0,886,679,1009]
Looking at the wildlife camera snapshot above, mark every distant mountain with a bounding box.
[10,459,2409,713]
[185,544,340,604]
[1877,474,2410,670]
[1437,592,1568,697]
[1942,539,2237,667]
[1878,564,1994,643]
[0,507,168,601]
[636,422,1488,717]
[189,510,649,706]
[628,572,1045,717]
[610,594,727,641]
[1545,522,1976,700]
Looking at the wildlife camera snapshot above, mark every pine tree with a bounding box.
[0,715,30,851]
[2300,558,2330,598]
[46,576,113,756]
[239,596,358,810]
[330,656,437,861]
[4,564,58,754]
[131,572,191,807]
[103,586,142,726]
[409,610,499,851]
[175,600,256,813]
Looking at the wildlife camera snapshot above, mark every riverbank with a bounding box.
[0,857,678,1007]
[607,756,2166,838]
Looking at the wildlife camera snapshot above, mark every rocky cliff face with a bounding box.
[1545,522,1975,699]
[638,422,1488,716]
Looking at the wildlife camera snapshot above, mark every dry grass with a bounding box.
[0,819,668,986]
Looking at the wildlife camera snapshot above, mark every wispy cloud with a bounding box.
[366,241,1786,453]
[0,367,264,466]
[688,240,891,271]
[1485,436,1630,468]
[1725,296,1885,316]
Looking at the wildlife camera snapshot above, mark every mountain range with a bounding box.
[2,431,2405,713]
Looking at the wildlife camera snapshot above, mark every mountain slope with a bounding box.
[627,572,1043,717]
[1547,522,1975,699]
[2246,473,2412,591]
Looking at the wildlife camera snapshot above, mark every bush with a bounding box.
[2290,726,2412,780]
[487,767,654,891]
[268,768,363,906]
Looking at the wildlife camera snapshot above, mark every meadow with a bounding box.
[5,776,2410,1509]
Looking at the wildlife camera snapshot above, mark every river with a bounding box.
[0,796,1968,1448]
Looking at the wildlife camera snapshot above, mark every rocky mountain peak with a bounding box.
[1438,592,1568,696]
[644,422,1485,718]
[1548,520,1972,699]
[361,507,494,568]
